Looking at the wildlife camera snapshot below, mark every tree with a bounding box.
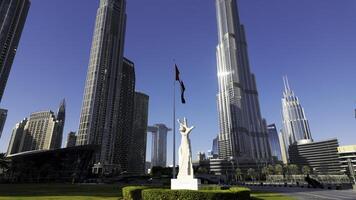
[196,167,208,174]
[261,165,275,180]
[274,164,283,175]
[267,165,275,175]
[302,166,311,175]
[235,168,242,181]
[288,164,299,175]
[261,166,269,177]
[247,168,256,180]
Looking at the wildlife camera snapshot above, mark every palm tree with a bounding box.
[247,168,256,181]
[235,168,242,181]
[274,164,283,175]
[267,165,275,175]
[288,164,299,175]
[302,166,311,175]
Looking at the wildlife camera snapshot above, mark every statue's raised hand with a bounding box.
[178,117,195,136]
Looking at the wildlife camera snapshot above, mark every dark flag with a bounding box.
[175,65,180,81]
[180,81,186,104]
[175,64,186,104]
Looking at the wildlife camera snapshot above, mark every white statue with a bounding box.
[177,118,194,179]
[171,117,200,190]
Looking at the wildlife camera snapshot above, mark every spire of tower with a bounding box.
[57,99,66,122]
[283,75,294,96]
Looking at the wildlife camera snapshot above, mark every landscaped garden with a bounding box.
[0,184,295,200]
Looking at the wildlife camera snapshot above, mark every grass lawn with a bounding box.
[251,191,296,200]
[0,184,296,200]
[0,184,122,200]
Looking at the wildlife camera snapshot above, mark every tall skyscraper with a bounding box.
[0,0,30,102]
[7,100,65,155]
[281,76,312,156]
[148,124,171,167]
[6,118,27,155]
[215,0,271,165]
[115,57,135,172]
[128,92,149,174]
[66,131,77,148]
[76,0,127,173]
[267,124,282,162]
[0,108,7,138]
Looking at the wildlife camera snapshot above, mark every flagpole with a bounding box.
[172,62,176,179]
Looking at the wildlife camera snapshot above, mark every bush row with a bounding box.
[122,186,250,200]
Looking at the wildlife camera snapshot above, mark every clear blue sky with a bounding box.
[1,0,356,165]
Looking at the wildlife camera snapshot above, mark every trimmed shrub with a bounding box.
[141,187,251,200]
[230,187,251,199]
[122,186,151,200]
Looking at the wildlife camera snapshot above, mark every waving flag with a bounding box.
[175,65,186,104]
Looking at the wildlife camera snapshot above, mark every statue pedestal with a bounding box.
[171,178,200,190]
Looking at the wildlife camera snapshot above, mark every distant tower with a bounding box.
[267,124,282,162]
[148,124,172,167]
[6,100,65,154]
[128,92,149,174]
[66,132,77,148]
[281,76,312,149]
[6,118,27,155]
[212,136,219,157]
[116,58,136,172]
[55,99,66,149]
[0,0,31,102]
[215,0,271,165]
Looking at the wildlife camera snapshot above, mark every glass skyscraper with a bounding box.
[281,76,312,150]
[76,0,127,173]
[215,0,271,165]
[0,0,30,103]
[267,124,282,162]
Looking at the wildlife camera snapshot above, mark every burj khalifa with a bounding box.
[215,0,271,165]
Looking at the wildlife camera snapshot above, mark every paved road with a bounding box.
[248,186,356,200]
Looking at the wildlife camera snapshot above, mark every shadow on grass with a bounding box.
[250,191,296,200]
[0,184,122,198]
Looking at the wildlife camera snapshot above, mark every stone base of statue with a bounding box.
[171,177,200,190]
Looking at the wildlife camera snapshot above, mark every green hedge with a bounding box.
[122,186,250,200]
[122,186,151,200]
[141,187,251,200]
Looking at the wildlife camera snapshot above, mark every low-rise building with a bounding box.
[289,138,341,174]
[338,145,356,182]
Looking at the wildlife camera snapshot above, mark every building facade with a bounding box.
[6,118,27,155]
[215,0,271,165]
[289,139,341,174]
[66,132,77,148]
[128,92,149,174]
[267,124,282,162]
[6,101,65,155]
[148,124,171,167]
[0,108,7,138]
[281,76,312,158]
[76,0,127,173]
[212,136,219,157]
[0,0,30,102]
[338,145,356,182]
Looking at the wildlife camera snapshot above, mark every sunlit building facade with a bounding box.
[76,0,127,173]
[281,76,312,160]
[0,0,30,102]
[215,0,271,165]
